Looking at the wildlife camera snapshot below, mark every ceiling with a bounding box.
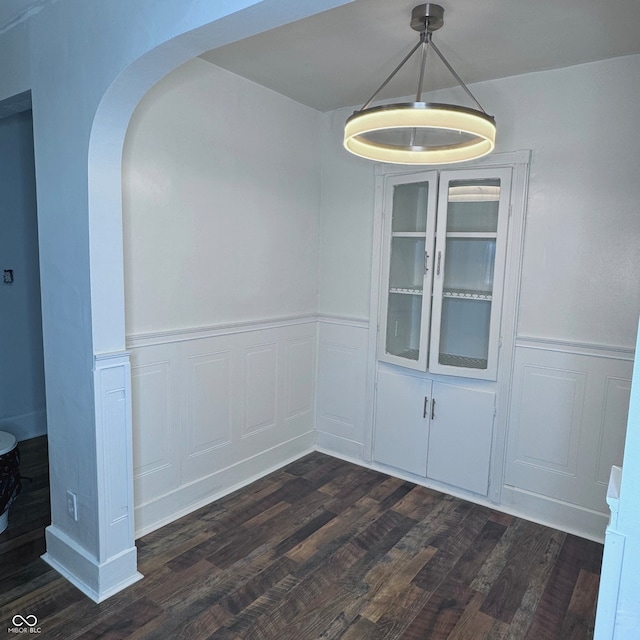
[201,0,640,112]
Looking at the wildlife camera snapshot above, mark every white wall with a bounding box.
[123,58,322,335]
[121,58,324,534]
[316,55,640,542]
[0,110,46,442]
[319,55,640,349]
[0,0,354,602]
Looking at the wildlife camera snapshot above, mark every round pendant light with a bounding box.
[343,4,496,165]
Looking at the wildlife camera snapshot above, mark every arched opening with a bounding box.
[78,0,354,600]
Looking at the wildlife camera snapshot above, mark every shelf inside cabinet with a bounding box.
[390,287,423,295]
[392,232,426,238]
[445,232,497,239]
[395,348,420,360]
[438,353,488,369]
[442,288,492,301]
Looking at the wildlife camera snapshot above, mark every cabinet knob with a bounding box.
[424,251,429,274]
[431,397,436,420]
[423,396,428,419]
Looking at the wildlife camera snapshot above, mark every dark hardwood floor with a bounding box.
[0,436,603,639]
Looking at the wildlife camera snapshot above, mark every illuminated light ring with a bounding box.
[344,102,496,165]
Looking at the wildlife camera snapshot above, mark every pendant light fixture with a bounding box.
[344,3,496,165]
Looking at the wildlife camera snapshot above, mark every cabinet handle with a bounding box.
[431,397,436,420]
[436,251,442,276]
[424,251,429,274]
[423,396,428,419]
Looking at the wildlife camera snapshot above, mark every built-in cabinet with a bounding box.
[373,163,514,496]
[374,366,495,495]
[379,167,512,380]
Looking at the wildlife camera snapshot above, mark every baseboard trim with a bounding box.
[312,444,607,543]
[42,525,142,603]
[500,485,607,543]
[0,409,47,442]
[315,431,364,460]
[134,431,316,538]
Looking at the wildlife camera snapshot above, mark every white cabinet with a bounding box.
[425,379,495,495]
[373,367,429,476]
[379,172,438,371]
[379,167,512,381]
[373,162,516,497]
[373,365,495,496]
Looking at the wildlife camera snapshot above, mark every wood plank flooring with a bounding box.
[0,437,603,639]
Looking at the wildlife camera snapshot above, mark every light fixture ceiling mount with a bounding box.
[344,4,496,165]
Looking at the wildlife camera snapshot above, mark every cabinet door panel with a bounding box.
[373,367,429,476]
[429,168,512,380]
[378,172,438,370]
[427,382,495,495]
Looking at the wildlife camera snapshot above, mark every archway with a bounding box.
[38,0,355,602]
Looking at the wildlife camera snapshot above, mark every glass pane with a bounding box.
[389,237,426,291]
[392,182,429,233]
[443,238,495,295]
[446,178,500,233]
[386,293,423,360]
[438,298,491,369]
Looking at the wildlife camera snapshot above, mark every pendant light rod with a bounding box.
[415,31,429,101]
[360,39,423,112]
[428,39,487,113]
[358,6,487,116]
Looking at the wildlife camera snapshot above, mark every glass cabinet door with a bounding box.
[379,172,438,370]
[429,168,512,380]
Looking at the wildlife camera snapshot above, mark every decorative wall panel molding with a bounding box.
[316,320,369,453]
[504,342,633,537]
[242,344,278,437]
[285,337,315,420]
[187,351,232,454]
[129,320,316,537]
[511,364,586,475]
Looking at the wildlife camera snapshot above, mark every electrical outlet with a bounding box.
[66,490,78,521]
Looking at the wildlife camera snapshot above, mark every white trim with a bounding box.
[127,314,318,348]
[95,350,132,363]
[315,432,364,460]
[317,314,369,328]
[135,432,315,538]
[42,526,142,603]
[500,485,607,542]
[515,336,635,360]
[594,529,625,639]
[490,153,531,503]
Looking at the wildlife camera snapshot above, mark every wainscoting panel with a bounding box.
[128,318,317,537]
[130,355,178,506]
[285,337,315,421]
[315,318,369,458]
[186,350,233,456]
[510,364,586,476]
[596,377,632,486]
[503,340,633,539]
[182,347,234,484]
[242,343,278,437]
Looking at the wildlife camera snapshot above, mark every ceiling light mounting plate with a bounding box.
[410,4,444,33]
